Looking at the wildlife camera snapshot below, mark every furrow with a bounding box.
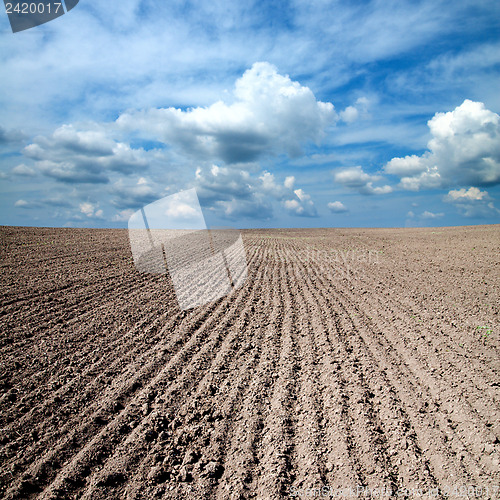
[26,242,260,499]
[309,258,498,488]
[254,242,299,500]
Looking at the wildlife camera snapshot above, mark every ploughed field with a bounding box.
[0,225,499,499]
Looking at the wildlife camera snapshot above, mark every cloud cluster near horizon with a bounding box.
[6,63,333,223]
[5,65,500,225]
[193,165,317,219]
[381,100,500,221]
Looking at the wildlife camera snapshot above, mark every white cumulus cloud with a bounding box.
[421,211,444,219]
[194,164,317,219]
[284,176,295,189]
[333,166,393,195]
[117,62,336,164]
[112,209,135,222]
[444,186,488,202]
[443,186,500,217]
[339,97,370,123]
[12,164,36,176]
[79,202,104,219]
[21,123,162,185]
[328,201,348,213]
[284,188,317,217]
[165,202,200,219]
[385,100,500,190]
[110,177,159,210]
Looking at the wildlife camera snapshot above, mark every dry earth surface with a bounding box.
[0,225,499,499]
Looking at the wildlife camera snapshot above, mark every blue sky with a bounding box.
[1,0,499,228]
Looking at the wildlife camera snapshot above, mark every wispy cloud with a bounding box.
[11,164,36,176]
[421,210,444,219]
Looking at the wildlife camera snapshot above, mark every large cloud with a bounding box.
[385,100,500,190]
[116,62,336,164]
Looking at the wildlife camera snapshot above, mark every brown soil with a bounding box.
[0,225,499,499]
